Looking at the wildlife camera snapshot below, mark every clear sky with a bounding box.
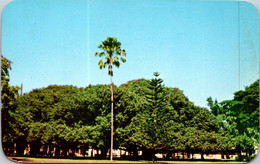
[2,0,259,107]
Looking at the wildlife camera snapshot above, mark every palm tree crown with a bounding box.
[95,37,126,76]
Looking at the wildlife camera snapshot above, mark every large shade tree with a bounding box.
[207,79,259,159]
[9,77,230,159]
[94,37,126,160]
[1,55,19,155]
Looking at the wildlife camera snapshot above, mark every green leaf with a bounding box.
[120,57,126,63]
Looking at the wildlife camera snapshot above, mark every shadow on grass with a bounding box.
[8,155,245,164]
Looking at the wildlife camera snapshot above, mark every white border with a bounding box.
[0,0,259,164]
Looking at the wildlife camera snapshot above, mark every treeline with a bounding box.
[1,56,259,160]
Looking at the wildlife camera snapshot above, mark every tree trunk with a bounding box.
[142,149,154,160]
[42,145,48,156]
[110,76,114,161]
[226,152,230,159]
[91,148,93,157]
[249,149,253,156]
[133,149,138,160]
[201,152,204,160]
[221,152,225,159]
[166,151,172,160]
[16,143,26,156]
[61,146,68,157]
[101,148,108,158]
[237,147,242,158]
[15,138,27,155]
[30,141,41,156]
[55,147,60,157]
[187,151,191,159]
[82,148,85,157]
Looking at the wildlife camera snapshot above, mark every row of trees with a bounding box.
[207,79,259,159]
[1,55,259,160]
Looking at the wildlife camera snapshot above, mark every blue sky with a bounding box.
[2,0,259,107]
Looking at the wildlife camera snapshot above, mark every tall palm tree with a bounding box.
[95,37,126,161]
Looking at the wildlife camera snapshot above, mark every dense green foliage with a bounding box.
[1,56,259,160]
[1,55,19,154]
[207,80,259,159]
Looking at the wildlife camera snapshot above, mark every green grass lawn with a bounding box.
[7,157,247,163]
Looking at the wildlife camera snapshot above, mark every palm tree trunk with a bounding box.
[110,75,114,161]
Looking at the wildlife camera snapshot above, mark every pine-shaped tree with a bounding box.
[141,72,168,159]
